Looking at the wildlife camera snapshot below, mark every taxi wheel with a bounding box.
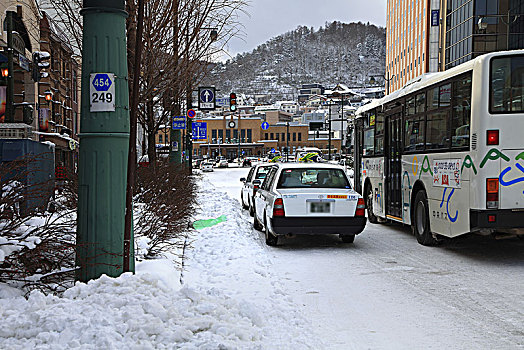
[265,217,279,246]
[249,200,255,217]
[253,210,263,231]
[340,234,355,243]
[413,190,438,246]
[241,194,248,210]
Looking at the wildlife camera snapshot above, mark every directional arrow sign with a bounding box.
[198,87,216,111]
[261,121,269,130]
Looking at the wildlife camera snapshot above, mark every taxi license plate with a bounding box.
[310,202,330,213]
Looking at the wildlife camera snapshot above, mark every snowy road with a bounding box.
[204,167,524,350]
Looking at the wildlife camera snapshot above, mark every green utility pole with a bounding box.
[76,0,133,282]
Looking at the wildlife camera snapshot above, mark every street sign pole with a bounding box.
[76,0,133,282]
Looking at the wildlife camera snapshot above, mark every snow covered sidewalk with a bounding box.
[0,175,321,349]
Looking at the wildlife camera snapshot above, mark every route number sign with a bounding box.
[90,73,115,112]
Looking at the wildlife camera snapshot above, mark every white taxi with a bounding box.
[253,163,366,246]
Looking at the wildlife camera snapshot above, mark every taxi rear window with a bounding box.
[277,168,350,189]
[255,166,271,179]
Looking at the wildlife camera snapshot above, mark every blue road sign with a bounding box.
[92,73,113,92]
[198,87,216,110]
[200,89,214,103]
[271,148,276,153]
[261,121,270,130]
[216,97,230,107]
[172,116,186,129]
[192,122,207,140]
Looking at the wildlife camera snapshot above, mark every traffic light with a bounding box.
[32,51,51,82]
[229,92,237,112]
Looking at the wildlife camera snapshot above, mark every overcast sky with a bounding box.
[222,0,387,59]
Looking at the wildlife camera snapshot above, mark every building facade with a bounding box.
[442,0,524,70]
[386,0,434,93]
[0,1,41,125]
[37,12,80,173]
[155,116,342,160]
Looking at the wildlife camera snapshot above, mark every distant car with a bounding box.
[200,162,214,172]
[217,159,228,168]
[240,163,275,217]
[252,163,366,246]
[242,158,252,167]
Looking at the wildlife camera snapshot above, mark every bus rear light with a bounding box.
[486,178,499,209]
[356,198,366,217]
[487,130,499,145]
[273,198,285,217]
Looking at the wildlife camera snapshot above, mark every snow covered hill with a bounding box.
[206,21,386,101]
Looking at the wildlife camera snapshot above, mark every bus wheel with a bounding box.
[413,190,438,246]
[366,187,378,224]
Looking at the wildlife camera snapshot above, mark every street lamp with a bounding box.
[325,99,336,160]
[369,73,394,95]
[477,11,520,50]
[44,90,53,102]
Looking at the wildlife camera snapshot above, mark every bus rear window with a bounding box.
[491,56,524,113]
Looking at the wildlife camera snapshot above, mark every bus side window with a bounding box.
[363,111,375,156]
[452,72,472,148]
[375,110,385,155]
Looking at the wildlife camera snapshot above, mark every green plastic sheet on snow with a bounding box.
[193,215,228,230]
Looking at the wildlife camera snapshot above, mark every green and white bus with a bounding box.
[354,50,524,245]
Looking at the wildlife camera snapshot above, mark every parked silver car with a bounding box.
[240,163,275,217]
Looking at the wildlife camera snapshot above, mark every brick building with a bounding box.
[157,116,342,159]
[37,12,81,172]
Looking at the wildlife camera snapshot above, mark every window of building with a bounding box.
[225,129,230,142]
[241,129,246,142]
[270,132,274,140]
[293,132,296,141]
[159,134,163,143]
[247,129,252,143]
[265,132,268,140]
[298,133,302,141]
[212,129,217,141]
[282,132,285,141]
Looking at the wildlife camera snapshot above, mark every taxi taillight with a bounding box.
[355,198,365,217]
[273,198,285,217]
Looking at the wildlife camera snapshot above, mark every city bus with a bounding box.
[354,50,524,245]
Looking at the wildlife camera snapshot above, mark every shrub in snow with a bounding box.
[134,159,198,259]
[0,157,77,296]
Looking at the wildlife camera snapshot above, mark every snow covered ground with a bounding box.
[0,166,523,349]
